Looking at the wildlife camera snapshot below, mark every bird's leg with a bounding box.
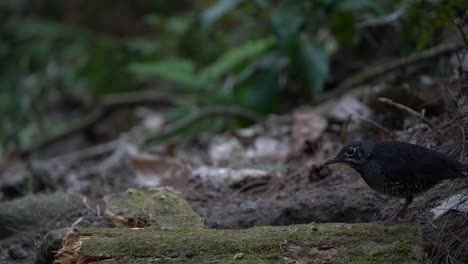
[391,196,413,221]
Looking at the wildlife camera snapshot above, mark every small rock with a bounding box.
[192,166,270,188]
[9,248,28,260]
[129,151,191,188]
[431,191,468,220]
[208,136,244,166]
[135,107,165,131]
[327,95,373,121]
[246,137,290,162]
[236,125,261,138]
[185,251,195,258]
[292,110,327,153]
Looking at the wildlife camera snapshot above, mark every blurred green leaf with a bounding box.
[239,54,281,114]
[130,37,275,92]
[12,19,91,40]
[128,59,208,89]
[329,12,356,44]
[126,38,160,56]
[271,3,304,50]
[0,0,30,13]
[166,16,192,35]
[336,0,382,13]
[299,37,329,99]
[202,0,244,27]
[200,37,276,81]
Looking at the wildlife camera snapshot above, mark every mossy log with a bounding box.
[66,223,423,264]
[0,193,84,238]
[55,188,424,264]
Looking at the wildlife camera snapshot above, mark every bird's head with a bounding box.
[324,141,375,167]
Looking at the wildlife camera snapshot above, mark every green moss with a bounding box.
[104,187,204,229]
[393,240,413,254]
[79,223,423,263]
[351,240,422,264]
[80,188,424,263]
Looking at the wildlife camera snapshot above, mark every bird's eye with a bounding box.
[345,147,356,156]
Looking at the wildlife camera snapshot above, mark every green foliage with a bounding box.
[336,0,381,13]
[199,37,276,82]
[298,37,329,97]
[129,58,207,89]
[236,53,282,114]
[129,37,276,91]
[1,0,464,148]
[269,0,381,98]
[400,0,468,51]
[201,0,245,27]
[129,0,380,113]
[271,2,304,50]
[0,17,139,148]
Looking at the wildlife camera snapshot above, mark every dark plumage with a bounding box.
[324,140,468,220]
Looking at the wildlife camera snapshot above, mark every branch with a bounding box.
[22,91,174,157]
[377,97,434,128]
[37,106,261,163]
[317,42,465,103]
[142,106,262,144]
[454,11,468,47]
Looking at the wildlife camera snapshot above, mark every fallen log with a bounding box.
[53,188,424,264]
[58,223,423,264]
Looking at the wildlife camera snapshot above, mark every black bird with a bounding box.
[324,140,468,220]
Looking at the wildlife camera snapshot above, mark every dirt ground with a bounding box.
[1,83,468,263]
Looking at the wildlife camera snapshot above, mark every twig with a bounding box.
[22,91,175,157]
[454,11,468,47]
[143,106,262,144]
[340,115,352,143]
[457,124,466,161]
[357,116,395,139]
[377,97,434,128]
[317,42,465,103]
[48,138,121,163]
[358,7,405,28]
[358,0,415,29]
[71,217,84,228]
[37,106,262,162]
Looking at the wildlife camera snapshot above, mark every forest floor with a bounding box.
[1,79,468,263]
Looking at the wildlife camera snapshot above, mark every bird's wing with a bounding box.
[373,142,461,183]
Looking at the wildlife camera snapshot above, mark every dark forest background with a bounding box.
[1,0,466,153]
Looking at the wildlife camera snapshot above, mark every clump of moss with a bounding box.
[104,187,204,229]
[354,240,422,263]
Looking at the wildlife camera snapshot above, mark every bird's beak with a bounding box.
[323,157,340,166]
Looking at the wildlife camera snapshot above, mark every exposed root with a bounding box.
[54,229,110,264]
